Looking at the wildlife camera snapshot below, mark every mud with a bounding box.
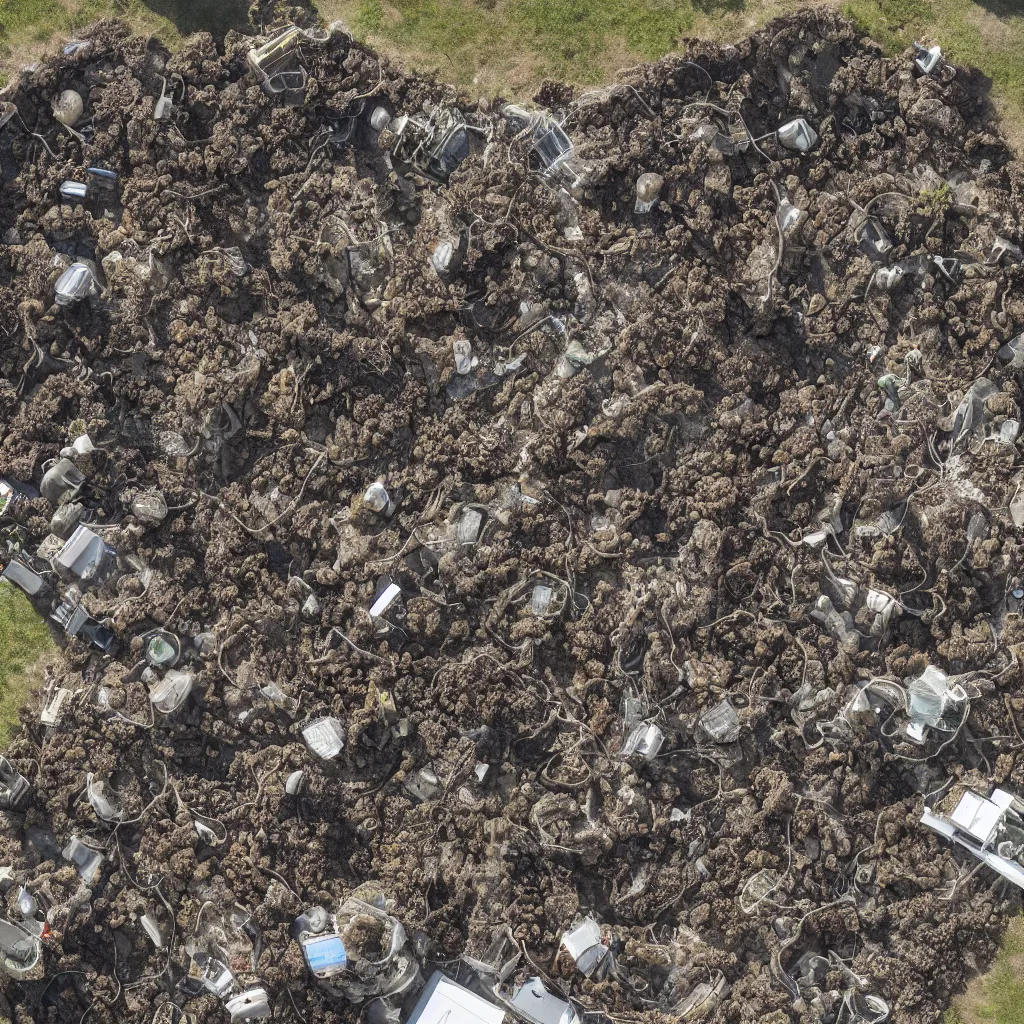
[0,8,1023,1024]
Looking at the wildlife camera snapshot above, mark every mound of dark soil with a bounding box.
[0,10,1023,1023]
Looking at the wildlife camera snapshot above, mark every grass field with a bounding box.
[0,582,52,748]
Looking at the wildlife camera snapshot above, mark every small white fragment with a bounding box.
[302,717,345,760]
[370,582,402,618]
[363,481,389,512]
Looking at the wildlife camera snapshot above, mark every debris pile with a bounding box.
[0,10,1022,1023]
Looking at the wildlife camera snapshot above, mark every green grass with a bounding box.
[0,0,111,43]
[842,0,1024,127]
[0,0,177,82]
[340,0,706,87]
[948,918,1024,1024]
[0,582,53,748]
[315,0,1024,139]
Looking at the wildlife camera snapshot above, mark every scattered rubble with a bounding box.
[0,8,1022,1024]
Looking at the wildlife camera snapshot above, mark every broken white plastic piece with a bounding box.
[55,261,101,306]
[862,589,891,615]
[922,788,1024,889]
[511,977,577,1024]
[261,681,298,715]
[457,509,483,544]
[698,699,740,744]
[54,526,112,582]
[285,770,305,795]
[873,265,905,291]
[85,773,124,822]
[407,972,507,1024]
[494,353,527,377]
[531,585,554,616]
[302,717,345,760]
[63,836,103,885]
[453,337,474,375]
[864,589,899,636]
[991,237,1023,265]
[141,913,166,948]
[41,688,71,726]
[856,217,892,259]
[370,582,402,618]
[404,768,441,802]
[914,42,942,75]
[907,666,965,732]
[193,813,226,846]
[16,890,36,922]
[560,917,607,977]
[777,199,804,234]
[621,723,665,760]
[431,240,456,277]
[70,434,95,456]
[905,721,928,744]
[190,950,233,996]
[777,118,818,152]
[226,987,271,1021]
[153,93,173,121]
[149,669,194,713]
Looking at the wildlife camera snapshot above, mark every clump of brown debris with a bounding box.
[0,8,1023,1024]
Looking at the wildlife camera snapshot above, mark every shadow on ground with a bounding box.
[974,0,1021,18]
[141,0,250,37]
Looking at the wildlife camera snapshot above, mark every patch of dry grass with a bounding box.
[948,917,1024,1024]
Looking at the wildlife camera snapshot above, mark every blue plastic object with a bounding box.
[303,934,346,975]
